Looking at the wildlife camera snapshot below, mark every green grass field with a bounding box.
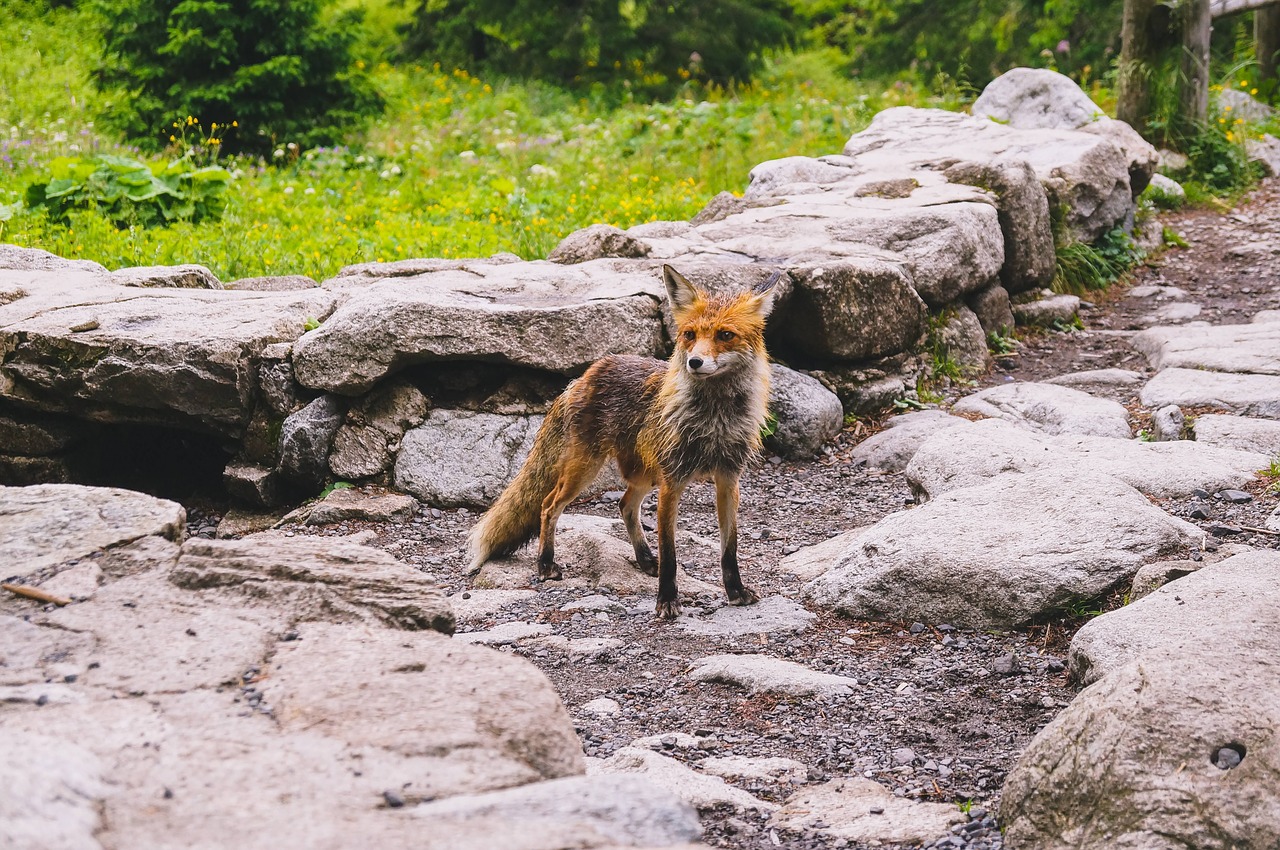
[1,3,1272,283]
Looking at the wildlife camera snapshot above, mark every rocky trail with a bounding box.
[164,176,1277,850]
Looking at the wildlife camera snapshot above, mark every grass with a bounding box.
[1261,456,1280,494]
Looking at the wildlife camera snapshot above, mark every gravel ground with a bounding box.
[183,177,1280,849]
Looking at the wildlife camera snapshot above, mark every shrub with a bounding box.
[95,0,382,156]
[25,154,231,227]
[402,0,796,94]
[1053,227,1142,294]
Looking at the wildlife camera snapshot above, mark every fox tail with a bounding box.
[465,399,570,572]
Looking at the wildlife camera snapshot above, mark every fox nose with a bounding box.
[687,356,704,371]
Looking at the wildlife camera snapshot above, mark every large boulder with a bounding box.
[1140,368,1280,418]
[394,409,542,508]
[951,381,1131,439]
[905,417,1268,501]
[766,364,844,458]
[972,67,1106,130]
[1192,413,1280,456]
[801,469,1199,629]
[1002,551,1280,850]
[0,268,335,435]
[292,260,667,395]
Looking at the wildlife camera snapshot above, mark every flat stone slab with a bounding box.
[906,418,1269,500]
[1140,368,1280,418]
[773,778,965,845]
[0,268,335,432]
[292,260,666,394]
[406,775,703,850]
[678,595,816,636]
[952,381,1131,438]
[699,755,809,784]
[803,469,1200,629]
[1192,414,1280,456]
[587,747,774,811]
[1044,368,1145,390]
[1069,550,1280,685]
[448,589,538,621]
[1134,321,1280,375]
[849,410,968,473]
[686,653,857,697]
[0,483,185,579]
[454,620,551,645]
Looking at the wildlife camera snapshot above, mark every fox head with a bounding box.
[663,265,779,379]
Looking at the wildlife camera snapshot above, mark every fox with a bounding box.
[466,264,780,619]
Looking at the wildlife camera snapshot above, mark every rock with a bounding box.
[1128,559,1202,601]
[222,462,284,507]
[966,283,1016,335]
[1147,300,1204,324]
[406,775,702,850]
[907,418,1269,501]
[1070,550,1280,685]
[0,409,91,456]
[327,379,429,479]
[395,409,541,508]
[765,364,844,459]
[1078,117,1160,195]
[1044,368,1145,390]
[1146,172,1186,202]
[110,264,221,289]
[972,67,1105,131]
[547,224,651,264]
[588,747,774,811]
[37,562,103,602]
[699,755,809,784]
[772,778,965,845]
[171,536,455,634]
[843,107,1139,242]
[779,528,865,582]
[454,621,551,646]
[1247,133,1280,176]
[1012,292,1080,327]
[1140,368,1280,418]
[932,304,993,374]
[292,260,666,394]
[771,260,929,361]
[1268,505,1280,532]
[580,697,622,716]
[944,160,1055,294]
[686,653,857,696]
[0,483,185,579]
[448,589,538,621]
[803,469,1200,629]
[1003,564,1280,849]
[473,514,720,598]
[1217,88,1276,122]
[1253,310,1280,324]
[0,731,105,850]
[1135,321,1280,375]
[745,155,859,196]
[214,508,280,538]
[848,410,967,473]
[265,622,585,796]
[679,595,816,636]
[278,395,344,489]
[689,190,781,225]
[224,275,318,292]
[301,488,420,525]
[0,244,108,273]
[816,370,914,417]
[1151,404,1186,441]
[952,381,1131,439]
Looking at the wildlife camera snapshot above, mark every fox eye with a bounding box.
[716,330,736,342]
[682,329,696,342]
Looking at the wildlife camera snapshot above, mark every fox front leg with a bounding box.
[654,479,687,620]
[715,473,759,606]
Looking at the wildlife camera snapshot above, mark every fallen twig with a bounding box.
[2,582,72,606]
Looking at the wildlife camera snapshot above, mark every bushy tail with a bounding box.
[466,401,570,572]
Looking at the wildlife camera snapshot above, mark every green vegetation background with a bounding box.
[0,0,1274,283]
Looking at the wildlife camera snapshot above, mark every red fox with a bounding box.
[466,264,780,619]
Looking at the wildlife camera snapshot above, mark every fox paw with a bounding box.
[727,586,760,606]
[537,561,563,581]
[654,598,682,620]
[635,554,659,577]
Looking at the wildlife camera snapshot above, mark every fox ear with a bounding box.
[663,265,702,315]
[751,270,783,317]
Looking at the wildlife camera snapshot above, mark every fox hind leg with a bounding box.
[617,457,658,576]
[537,447,604,581]
[715,473,758,606]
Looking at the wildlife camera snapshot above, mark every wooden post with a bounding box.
[1118,0,1162,135]
[1178,0,1213,132]
[1259,4,1280,87]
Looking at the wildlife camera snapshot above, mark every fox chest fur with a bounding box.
[564,353,769,484]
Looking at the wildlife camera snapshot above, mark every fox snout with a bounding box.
[685,351,720,375]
